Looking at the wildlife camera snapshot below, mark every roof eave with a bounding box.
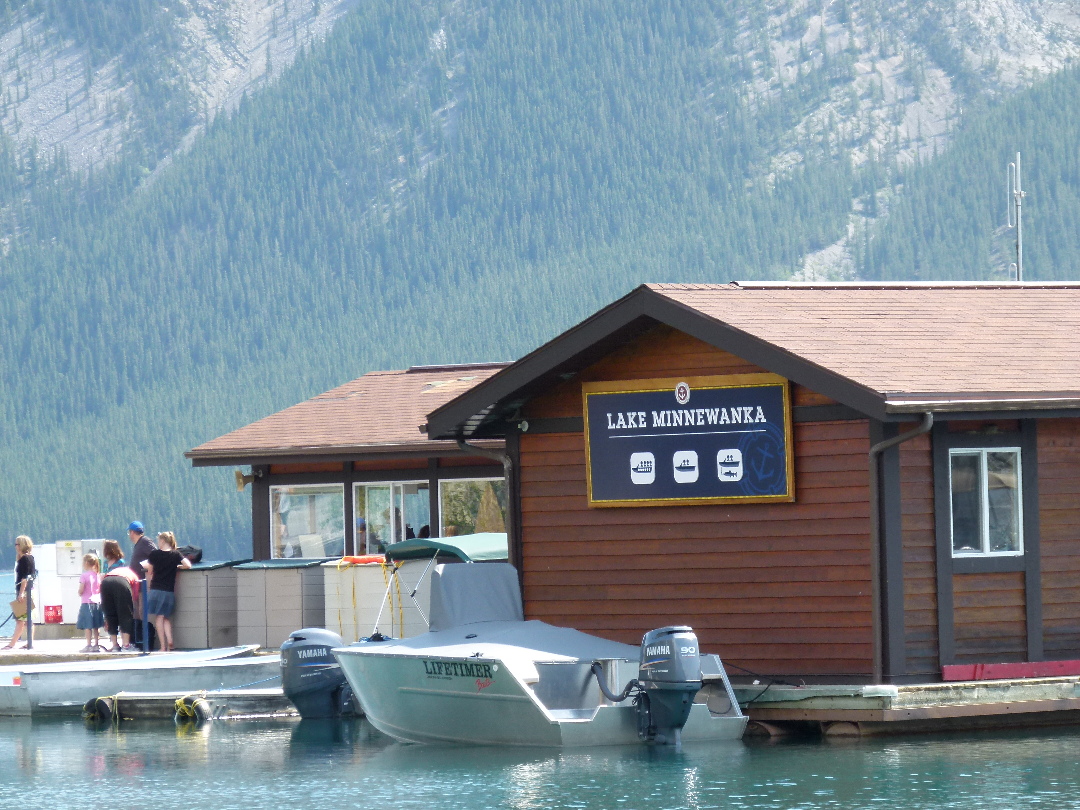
[186,438,505,467]
[885,396,1080,414]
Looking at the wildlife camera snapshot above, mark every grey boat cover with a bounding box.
[428,562,524,631]
[386,532,508,562]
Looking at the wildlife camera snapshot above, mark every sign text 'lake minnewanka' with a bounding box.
[582,374,794,507]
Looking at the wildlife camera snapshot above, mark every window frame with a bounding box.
[948,446,1024,559]
[353,479,431,554]
[438,476,508,537]
[268,482,345,559]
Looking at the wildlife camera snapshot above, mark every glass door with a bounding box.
[354,481,431,553]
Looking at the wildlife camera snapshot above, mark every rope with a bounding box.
[218,674,281,690]
[351,570,358,640]
[378,562,403,636]
[174,693,204,719]
[393,564,403,633]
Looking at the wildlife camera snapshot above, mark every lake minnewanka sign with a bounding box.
[582,374,794,507]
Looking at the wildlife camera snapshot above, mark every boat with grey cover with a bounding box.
[334,563,746,746]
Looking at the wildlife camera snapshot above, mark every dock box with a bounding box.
[234,559,329,650]
[172,560,250,650]
[322,558,435,642]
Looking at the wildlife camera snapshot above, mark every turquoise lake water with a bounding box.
[1,717,1078,809]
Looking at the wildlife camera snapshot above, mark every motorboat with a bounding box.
[333,563,746,747]
[0,645,279,715]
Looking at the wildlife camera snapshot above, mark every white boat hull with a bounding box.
[0,646,277,716]
[334,622,746,747]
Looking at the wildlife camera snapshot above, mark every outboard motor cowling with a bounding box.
[636,626,702,745]
[281,628,355,719]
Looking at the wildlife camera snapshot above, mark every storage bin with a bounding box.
[172,559,250,650]
[234,559,329,650]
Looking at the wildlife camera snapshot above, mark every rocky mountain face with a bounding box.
[3,0,1079,278]
[733,0,1080,278]
[1,0,356,173]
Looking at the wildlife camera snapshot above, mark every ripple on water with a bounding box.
[0,719,1080,809]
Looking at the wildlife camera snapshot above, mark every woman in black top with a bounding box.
[4,535,36,649]
[143,531,191,652]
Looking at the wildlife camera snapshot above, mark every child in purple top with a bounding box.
[77,553,104,652]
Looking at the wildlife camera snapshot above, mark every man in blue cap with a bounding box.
[127,521,156,651]
[128,521,154,578]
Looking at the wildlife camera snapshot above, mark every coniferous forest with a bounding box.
[2,0,1080,566]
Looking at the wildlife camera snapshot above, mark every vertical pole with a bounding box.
[1015,152,1023,281]
[142,580,150,654]
[25,577,34,650]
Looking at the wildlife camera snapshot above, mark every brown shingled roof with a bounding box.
[187,363,508,465]
[426,282,1080,437]
[650,282,1080,410]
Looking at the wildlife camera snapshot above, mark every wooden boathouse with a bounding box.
[186,363,510,560]
[424,282,1080,687]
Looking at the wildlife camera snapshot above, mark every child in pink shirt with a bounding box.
[77,553,104,652]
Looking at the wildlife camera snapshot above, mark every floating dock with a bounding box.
[97,688,295,723]
[734,676,1080,737]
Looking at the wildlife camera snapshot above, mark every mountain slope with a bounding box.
[2,0,1080,567]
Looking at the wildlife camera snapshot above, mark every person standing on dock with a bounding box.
[143,531,191,652]
[76,553,105,652]
[127,522,154,579]
[128,521,155,650]
[3,536,36,649]
[100,542,139,652]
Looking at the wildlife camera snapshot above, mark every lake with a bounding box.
[0,716,1078,809]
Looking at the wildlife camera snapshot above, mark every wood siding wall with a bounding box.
[951,571,1027,663]
[900,434,938,679]
[1039,419,1080,660]
[519,326,874,678]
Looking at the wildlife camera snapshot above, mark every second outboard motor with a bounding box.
[636,626,702,746]
[281,628,355,719]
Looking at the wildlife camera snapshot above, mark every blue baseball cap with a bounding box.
[128,521,144,533]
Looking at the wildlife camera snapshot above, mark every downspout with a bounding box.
[456,438,511,480]
[869,411,934,683]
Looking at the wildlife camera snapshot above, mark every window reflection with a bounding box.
[354,481,430,554]
[270,485,345,558]
[949,448,1022,556]
[440,479,507,536]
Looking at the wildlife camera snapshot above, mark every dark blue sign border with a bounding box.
[582,374,795,507]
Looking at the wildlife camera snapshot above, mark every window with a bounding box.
[439,478,508,536]
[949,448,1022,556]
[354,481,431,554]
[270,485,345,559]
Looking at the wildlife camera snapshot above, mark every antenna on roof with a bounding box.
[1007,152,1026,281]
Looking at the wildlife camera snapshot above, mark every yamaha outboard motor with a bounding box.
[281,628,355,719]
[636,626,702,746]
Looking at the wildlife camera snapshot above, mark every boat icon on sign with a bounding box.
[673,451,699,483]
[717,449,743,481]
[630,453,656,485]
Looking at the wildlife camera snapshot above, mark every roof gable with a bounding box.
[427,283,1080,437]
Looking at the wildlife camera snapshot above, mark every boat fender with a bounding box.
[590,662,639,703]
[83,696,115,725]
[174,695,212,725]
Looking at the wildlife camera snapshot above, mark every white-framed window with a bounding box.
[439,478,508,537]
[949,448,1023,557]
[353,481,431,554]
[270,484,345,559]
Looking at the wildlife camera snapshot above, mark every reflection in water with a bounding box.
[0,719,1079,809]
